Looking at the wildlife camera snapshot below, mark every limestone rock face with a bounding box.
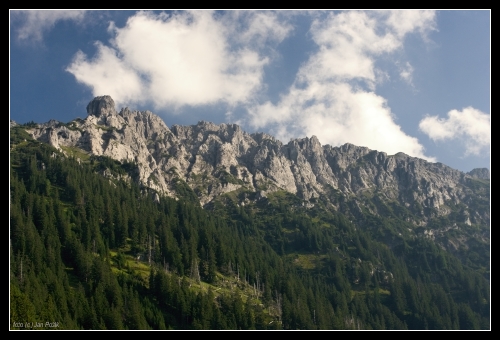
[28,96,490,229]
[86,95,117,117]
[468,168,490,180]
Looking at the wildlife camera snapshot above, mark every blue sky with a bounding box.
[10,10,490,173]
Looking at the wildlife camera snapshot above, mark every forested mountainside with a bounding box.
[10,99,489,329]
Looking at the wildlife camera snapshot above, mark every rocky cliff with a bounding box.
[27,96,490,232]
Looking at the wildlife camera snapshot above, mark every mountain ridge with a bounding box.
[25,96,489,232]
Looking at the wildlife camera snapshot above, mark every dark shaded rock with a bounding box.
[86,95,116,117]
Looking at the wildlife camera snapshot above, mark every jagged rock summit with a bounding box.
[25,96,490,233]
[86,95,117,117]
[467,168,490,180]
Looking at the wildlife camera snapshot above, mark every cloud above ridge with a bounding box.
[66,11,292,110]
[419,107,490,156]
[246,10,437,160]
[64,10,445,160]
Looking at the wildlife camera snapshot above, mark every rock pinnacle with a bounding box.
[86,95,116,117]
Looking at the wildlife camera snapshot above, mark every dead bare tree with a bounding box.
[147,234,152,266]
[190,258,201,284]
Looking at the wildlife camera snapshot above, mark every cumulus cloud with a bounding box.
[11,10,86,42]
[66,11,292,110]
[66,42,146,105]
[247,10,437,160]
[385,10,436,39]
[235,11,294,46]
[419,107,490,156]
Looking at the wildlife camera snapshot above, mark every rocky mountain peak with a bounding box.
[468,168,490,180]
[86,95,117,117]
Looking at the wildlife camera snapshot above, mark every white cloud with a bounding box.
[385,10,436,39]
[66,11,292,110]
[247,10,437,160]
[11,10,86,42]
[298,12,390,87]
[419,107,490,156]
[249,83,434,160]
[399,61,414,86]
[235,11,293,46]
[66,42,146,106]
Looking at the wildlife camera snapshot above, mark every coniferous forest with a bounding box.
[10,126,490,330]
